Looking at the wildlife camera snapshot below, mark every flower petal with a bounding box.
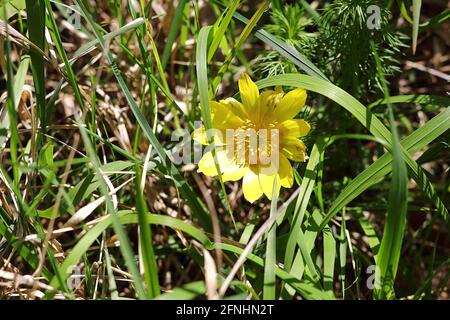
[197,149,233,176]
[238,73,259,114]
[258,89,285,122]
[192,127,208,145]
[192,126,226,145]
[278,153,294,188]
[220,97,248,119]
[279,119,311,138]
[242,168,263,203]
[259,172,280,200]
[222,165,247,182]
[273,88,307,122]
[281,139,308,162]
[211,101,245,129]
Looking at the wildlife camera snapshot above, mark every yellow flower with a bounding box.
[194,73,310,203]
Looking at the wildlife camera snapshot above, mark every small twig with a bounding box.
[405,60,450,81]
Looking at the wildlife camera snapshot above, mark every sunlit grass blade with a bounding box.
[284,141,326,272]
[135,168,160,298]
[263,180,278,300]
[207,0,240,62]
[323,225,336,292]
[73,0,212,231]
[412,0,422,54]
[219,243,334,300]
[232,12,328,81]
[160,0,187,69]
[373,45,408,299]
[358,214,380,260]
[74,120,148,299]
[0,207,53,280]
[212,0,270,90]
[196,25,234,227]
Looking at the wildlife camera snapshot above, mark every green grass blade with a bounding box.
[75,120,148,299]
[256,74,449,225]
[44,0,84,111]
[218,243,334,300]
[358,214,380,260]
[25,0,46,129]
[412,0,422,54]
[155,281,206,300]
[207,0,240,62]
[263,180,278,300]
[161,0,188,69]
[232,12,328,81]
[0,54,28,149]
[323,225,336,292]
[284,140,325,272]
[135,169,160,298]
[2,4,20,188]
[320,107,450,230]
[73,0,211,231]
[196,25,234,224]
[50,211,213,289]
[373,46,408,299]
[212,0,270,90]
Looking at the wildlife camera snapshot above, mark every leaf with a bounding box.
[284,140,326,273]
[412,0,422,54]
[0,55,29,148]
[135,170,160,298]
[0,0,25,20]
[321,107,450,229]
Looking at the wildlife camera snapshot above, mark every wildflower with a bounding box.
[194,74,310,203]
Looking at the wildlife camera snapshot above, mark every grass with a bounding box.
[0,0,449,300]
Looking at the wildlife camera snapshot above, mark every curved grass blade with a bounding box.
[232,12,328,81]
[284,141,325,274]
[50,211,213,289]
[368,94,450,110]
[197,25,234,227]
[373,46,408,299]
[207,0,240,62]
[212,0,270,90]
[73,0,211,231]
[320,107,450,229]
[256,74,448,225]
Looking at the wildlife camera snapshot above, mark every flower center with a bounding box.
[226,120,279,167]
